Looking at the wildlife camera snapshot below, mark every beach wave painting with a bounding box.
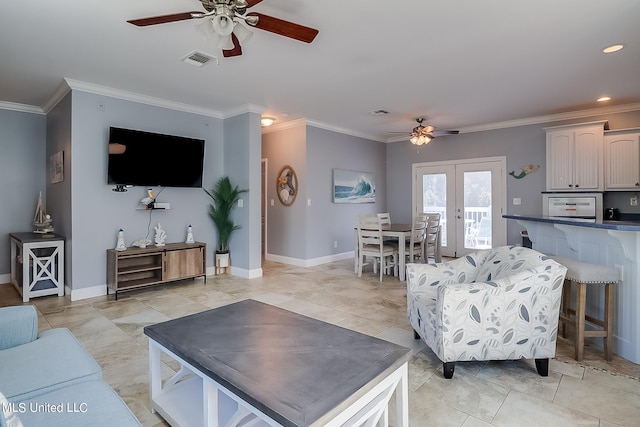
[333,169,375,203]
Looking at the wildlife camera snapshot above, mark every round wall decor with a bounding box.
[276,165,298,206]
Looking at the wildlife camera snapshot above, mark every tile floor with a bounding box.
[2,259,639,427]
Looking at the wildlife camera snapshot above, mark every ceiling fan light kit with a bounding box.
[405,117,459,146]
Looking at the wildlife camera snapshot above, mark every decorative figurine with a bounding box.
[115,229,127,251]
[185,224,195,244]
[140,188,156,209]
[33,191,55,233]
[154,223,167,246]
[132,239,151,249]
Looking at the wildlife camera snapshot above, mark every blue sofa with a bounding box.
[0,305,141,427]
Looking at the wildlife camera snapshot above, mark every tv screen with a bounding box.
[108,127,205,188]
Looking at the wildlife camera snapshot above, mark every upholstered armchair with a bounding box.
[406,246,567,379]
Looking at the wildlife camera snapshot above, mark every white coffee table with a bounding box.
[145,299,411,426]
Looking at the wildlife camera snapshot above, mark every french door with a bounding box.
[413,157,507,257]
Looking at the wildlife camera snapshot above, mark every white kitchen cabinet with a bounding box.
[604,130,640,190]
[545,121,607,191]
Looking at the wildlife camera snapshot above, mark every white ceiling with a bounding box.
[1,0,639,141]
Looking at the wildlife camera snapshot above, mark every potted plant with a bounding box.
[204,176,248,271]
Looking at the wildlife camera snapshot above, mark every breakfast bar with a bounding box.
[503,214,640,364]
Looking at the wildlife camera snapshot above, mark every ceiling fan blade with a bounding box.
[432,130,460,136]
[246,0,265,7]
[247,12,319,43]
[223,33,243,57]
[127,11,202,27]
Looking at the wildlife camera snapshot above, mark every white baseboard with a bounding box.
[69,284,106,301]
[0,273,10,284]
[265,251,354,268]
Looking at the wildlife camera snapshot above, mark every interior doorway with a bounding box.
[413,157,507,257]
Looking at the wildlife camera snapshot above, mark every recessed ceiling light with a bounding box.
[597,96,612,102]
[602,44,625,54]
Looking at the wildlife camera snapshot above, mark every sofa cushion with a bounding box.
[0,391,24,427]
[0,329,101,402]
[16,380,141,427]
[0,307,37,351]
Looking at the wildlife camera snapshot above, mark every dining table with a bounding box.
[354,223,441,282]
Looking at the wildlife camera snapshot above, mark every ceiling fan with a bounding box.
[127,0,319,58]
[403,118,459,145]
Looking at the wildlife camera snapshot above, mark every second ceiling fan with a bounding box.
[127,0,319,58]
[407,118,459,145]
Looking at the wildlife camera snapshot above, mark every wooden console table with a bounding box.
[10,232,65,302]
[107,242,206,300]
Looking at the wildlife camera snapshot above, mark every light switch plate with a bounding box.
[513,198,521,205]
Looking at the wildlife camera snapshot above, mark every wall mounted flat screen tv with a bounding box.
[108,127,205,188]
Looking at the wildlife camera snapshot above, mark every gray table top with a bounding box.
[144,299,411,427]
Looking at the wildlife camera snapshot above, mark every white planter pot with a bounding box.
[216,252,230,268]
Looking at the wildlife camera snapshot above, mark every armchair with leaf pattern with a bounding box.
[406,246,567,379]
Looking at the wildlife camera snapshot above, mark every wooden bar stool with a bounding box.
[550,256,620,361]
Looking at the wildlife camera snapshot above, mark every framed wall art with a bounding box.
[332,169,375,204]
[49,151,64,184]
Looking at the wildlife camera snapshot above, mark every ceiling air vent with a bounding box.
[181,50,219,67]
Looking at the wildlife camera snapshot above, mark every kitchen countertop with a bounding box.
[502,214,640,231]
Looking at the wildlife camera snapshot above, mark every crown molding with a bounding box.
[261,117,307,134]
[456,102,640,134]
[263,117,385,142]
[0,101,44,115]
[306,119,385,142]
[222,104,266,119]
[55,78,225,118]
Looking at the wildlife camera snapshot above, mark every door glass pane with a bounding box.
[422,174,447,246]
[464,171,492,249]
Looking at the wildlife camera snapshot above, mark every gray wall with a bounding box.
[262,123,387,261]
[67,90,223,293]
[387,110,640,245]
[46,94,73,284]
[306,126,387,259]
[222,112,263,274]
[0,109,46,275]
[262,123,308,259]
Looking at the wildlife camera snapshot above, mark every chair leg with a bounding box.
[560,278,571,338]
[604,283,614,361]
[443,362,455,379]
[535,358,549,377]
[575,282,587,362]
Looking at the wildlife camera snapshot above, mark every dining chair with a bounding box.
[356,215,398,281]
[424,213,441,263]
[377,212,391,226]
[403,216,428,264]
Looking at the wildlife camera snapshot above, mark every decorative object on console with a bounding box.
[115,229,127,251]
[33,191,54,233]
[276,165,298,206]
[185,225,195,244]
[154,223,167,246]
[509,164,540,179]
[132,239,152,249]
[141,188,156,209]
